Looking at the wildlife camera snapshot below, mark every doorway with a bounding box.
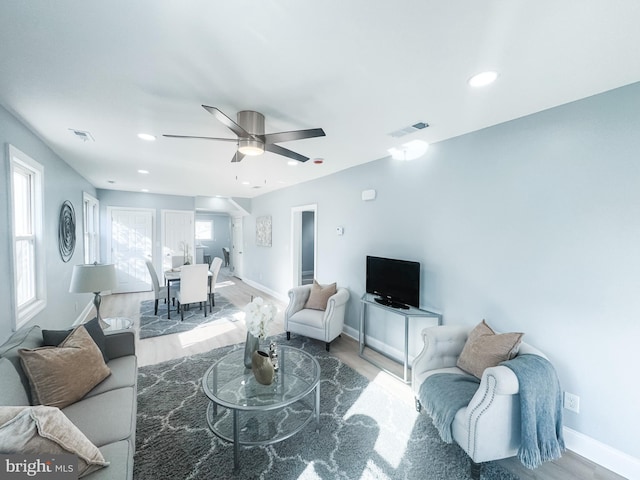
[161,209,195,271]
[107,207,155,293]
[291,204,317,287]
[231,216,244,279]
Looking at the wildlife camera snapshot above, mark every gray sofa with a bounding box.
[0,325,137,480]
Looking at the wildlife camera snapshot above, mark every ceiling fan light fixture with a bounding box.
[238,139,264,156]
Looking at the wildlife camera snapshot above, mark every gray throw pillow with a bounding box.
[42,317,109,362]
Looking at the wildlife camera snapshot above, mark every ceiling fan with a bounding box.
[163,105,326,163]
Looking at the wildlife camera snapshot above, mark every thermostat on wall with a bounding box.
[362,189,376,201]
[336,226,344,236]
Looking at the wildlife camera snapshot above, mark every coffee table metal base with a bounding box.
[205,383,320,469]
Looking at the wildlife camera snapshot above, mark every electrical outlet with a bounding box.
[564,392,580,413]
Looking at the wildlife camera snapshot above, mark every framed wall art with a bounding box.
[256,215,272,247]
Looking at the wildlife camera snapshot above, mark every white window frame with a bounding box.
[83,192,100,264]
[7,145,46,329]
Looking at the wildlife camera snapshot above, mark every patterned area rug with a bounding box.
[138,294,242,340]
[134,334,518,480]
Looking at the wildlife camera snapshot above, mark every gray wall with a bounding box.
[241,82,640,459]
[0,105,97,340]
[194,212,231,264]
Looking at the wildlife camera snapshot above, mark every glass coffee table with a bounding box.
[202,345,321,469]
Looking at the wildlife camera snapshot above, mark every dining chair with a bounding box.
[208,257,223,311]
[176,264,209,321]
[145,259,174,315]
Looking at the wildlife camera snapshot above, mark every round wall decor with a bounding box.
[58,200,76,262]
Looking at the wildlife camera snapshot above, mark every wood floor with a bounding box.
[99,267,625,480]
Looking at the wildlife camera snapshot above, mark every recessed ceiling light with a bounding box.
[107,180,116,184]
[141,188,149,193]
[313,158,324,165]
[287,160,298,166]
[468,71,498,87]
[137,133,156,141]
[137,169,149,174]
[242,181,250,185]
[388,139,429,161]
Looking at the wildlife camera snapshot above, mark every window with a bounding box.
[83,192,100,263]
[195,220,213,240]
[8,145,46,328]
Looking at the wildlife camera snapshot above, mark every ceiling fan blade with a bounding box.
[263,128,326,144]
[162,134,237,142]
[264,143,309,162]
[231,151,245,163]
[202,105,252,138]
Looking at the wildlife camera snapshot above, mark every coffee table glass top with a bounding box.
[202,346,320,411]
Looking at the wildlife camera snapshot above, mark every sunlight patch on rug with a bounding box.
[178,321,239,348]
[344,382,418,469]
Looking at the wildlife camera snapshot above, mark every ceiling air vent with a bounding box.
[69,129,95,142]
[388,121,429,138]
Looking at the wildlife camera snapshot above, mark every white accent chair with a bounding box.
[411,325,548,479]
[284,284,350,351]
[208,257,223,310]
[175,264,209,321]
[145,258,174,315]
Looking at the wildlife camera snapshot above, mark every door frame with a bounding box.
[106,206,156,293]
[291,204,317,287]
[231,216,244,279]
[160,209,195,272]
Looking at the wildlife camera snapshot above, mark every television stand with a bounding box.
[359,293,442,384]
[374,297,409,310]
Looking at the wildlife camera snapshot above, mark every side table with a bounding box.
[103,317,133,332]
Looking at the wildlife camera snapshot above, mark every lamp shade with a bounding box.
[69,264,117,294]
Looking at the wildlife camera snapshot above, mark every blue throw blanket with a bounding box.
[418,373,480,443]
[501,354,565,469]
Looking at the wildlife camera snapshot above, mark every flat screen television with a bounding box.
[366,256,420,309]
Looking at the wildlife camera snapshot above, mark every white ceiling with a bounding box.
[2,1,640,202]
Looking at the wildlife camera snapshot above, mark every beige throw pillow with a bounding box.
[304,280,337,311]
[0,405,109,478]
[456,320,523,379]
[19,325,111,409]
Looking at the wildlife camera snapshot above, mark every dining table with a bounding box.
[164,267,213,319]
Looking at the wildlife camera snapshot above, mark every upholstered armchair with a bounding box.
[285,282,350,351]
[412,324,550,479]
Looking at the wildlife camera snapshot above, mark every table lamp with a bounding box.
[69,263,117,328]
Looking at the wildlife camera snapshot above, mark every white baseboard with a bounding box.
[344,325,640,479]
[245,289,640,479]
[242,279,289,303]
[563,427,640,479]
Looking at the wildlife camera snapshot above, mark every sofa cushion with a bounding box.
[0,358,30,406]
[0,325,43,404]
[456,320,523,379]
[42,317,109,362]
[62,387,136,448]
[84,356,137,398]
[304,280,337,311]
[0,405,109,478]
[93,440,134,480]
[19,325,111,408]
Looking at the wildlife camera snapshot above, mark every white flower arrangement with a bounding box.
[244,297,276,339]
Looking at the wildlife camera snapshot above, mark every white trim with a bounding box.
[242,278,288,303]
[82,192,100,263]
[7,144,46,330]
[290,204,317,288]
[563,427,640,480]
